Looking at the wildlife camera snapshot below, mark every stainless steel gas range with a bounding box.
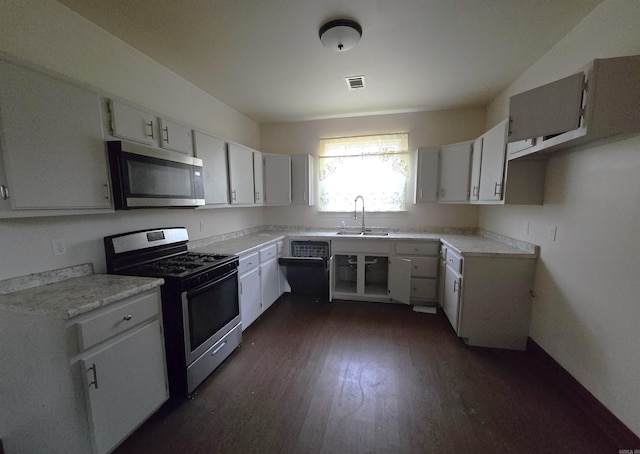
[104,227,241,397]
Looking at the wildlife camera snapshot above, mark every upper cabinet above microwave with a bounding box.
[507,54,640,160]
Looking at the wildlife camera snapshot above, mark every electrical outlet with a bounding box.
[547,225,557,242]
[51,238,66,256]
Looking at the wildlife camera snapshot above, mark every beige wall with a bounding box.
[481,0,640,436]
[260,109,486,229]
[0,0,263,280]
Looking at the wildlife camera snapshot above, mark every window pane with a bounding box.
[318,133,408,212]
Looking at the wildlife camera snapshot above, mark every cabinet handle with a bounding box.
[145,120,154,139]
[494,182,502,196]
[231,189,237,202]
[162,126,169,143]
[87,363,99,389]
[0,184,9,200]
[472,186,479,198]
[453,280,459,293]
[255,191,260,201]
[123,314,132,321]
[440,188,445,198]
[239,282,243,295]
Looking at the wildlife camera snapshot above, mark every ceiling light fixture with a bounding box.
[319,19,362,52]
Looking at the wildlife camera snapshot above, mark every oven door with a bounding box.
[181,268,240,365]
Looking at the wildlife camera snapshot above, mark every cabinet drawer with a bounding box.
[259,244,278,262]
[238,251,259,274]
[410,257,438,278]
[77,291,159,351]
[410,278,437,300]
[395,242,439,256]
[445,251,463,273]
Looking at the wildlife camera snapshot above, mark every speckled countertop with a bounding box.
[0,272,164,320]
[190,228,538,259]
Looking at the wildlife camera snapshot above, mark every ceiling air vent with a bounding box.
[345,75,366,90]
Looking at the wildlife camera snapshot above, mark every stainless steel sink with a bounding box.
[335,231,389,236]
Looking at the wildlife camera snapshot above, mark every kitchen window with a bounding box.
[317,133,409,212]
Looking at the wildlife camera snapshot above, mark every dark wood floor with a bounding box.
[115,295,619,454]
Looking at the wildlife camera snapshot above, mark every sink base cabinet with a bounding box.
[443,251,536,351]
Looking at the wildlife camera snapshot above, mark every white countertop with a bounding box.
[0,274,164,320]
[190,229,538,259]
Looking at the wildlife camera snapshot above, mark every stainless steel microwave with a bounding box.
[107,140,205,209]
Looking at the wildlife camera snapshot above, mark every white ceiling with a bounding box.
[56,0,601,124]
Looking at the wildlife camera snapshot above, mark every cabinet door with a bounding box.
[478,120,508,201]
[159,117,192,154]
[388,256,411,304]
[0,61,110,210]
[109,99,155,145]
[508,72,584,142]
[291,154,314,205]
[193,131,229,205]
[442,265,462,333]
[415,147,439,203]
[260,258,280,311]
[438,141,472,203]
[253,151,264,205]
[263,153,291,205]
[227,143,255,204]
[239,266,261,330]
[469,138,482,201]
[80,320,167,454]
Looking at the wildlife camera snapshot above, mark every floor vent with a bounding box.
[345,75,366,90]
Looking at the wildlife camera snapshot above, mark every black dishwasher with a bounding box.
[278,240,331,301]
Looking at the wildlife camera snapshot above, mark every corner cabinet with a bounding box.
[0,59,111,213]
[414,147,439,203]
[193,131,230,205]
[291,154,315,205]
[263,153,291,205]
[438,141,473,203]
[440,244,536,350]
[507,54,640,159]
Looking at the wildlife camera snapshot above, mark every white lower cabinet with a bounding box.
[238,242,284,331]
[260,243,280,311]
[394,241,440,306]
[81,320,167,454]
[0,286,168,454]
[331,240,412,304]
[440,245,536,350]
[238,251,261,331]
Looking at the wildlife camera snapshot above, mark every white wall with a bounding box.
[482,0,640,436]
[0,0,263,280]
[260,109,486,229]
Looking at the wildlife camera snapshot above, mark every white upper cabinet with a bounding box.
[291,154,315,205]
[477,119,508,201]
[109,99,155,145]
[253,151,264,205]
[193,131,229,205]
[414,147,439,203]
[507,54,640,159]
[158,117,192,155]
[438,141,472,203]
[469,138,482,202]
[227,143,255,205]
[0,60,111,211]
[263,153,291,205]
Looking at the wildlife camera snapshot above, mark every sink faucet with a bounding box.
[354,195,365,233]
